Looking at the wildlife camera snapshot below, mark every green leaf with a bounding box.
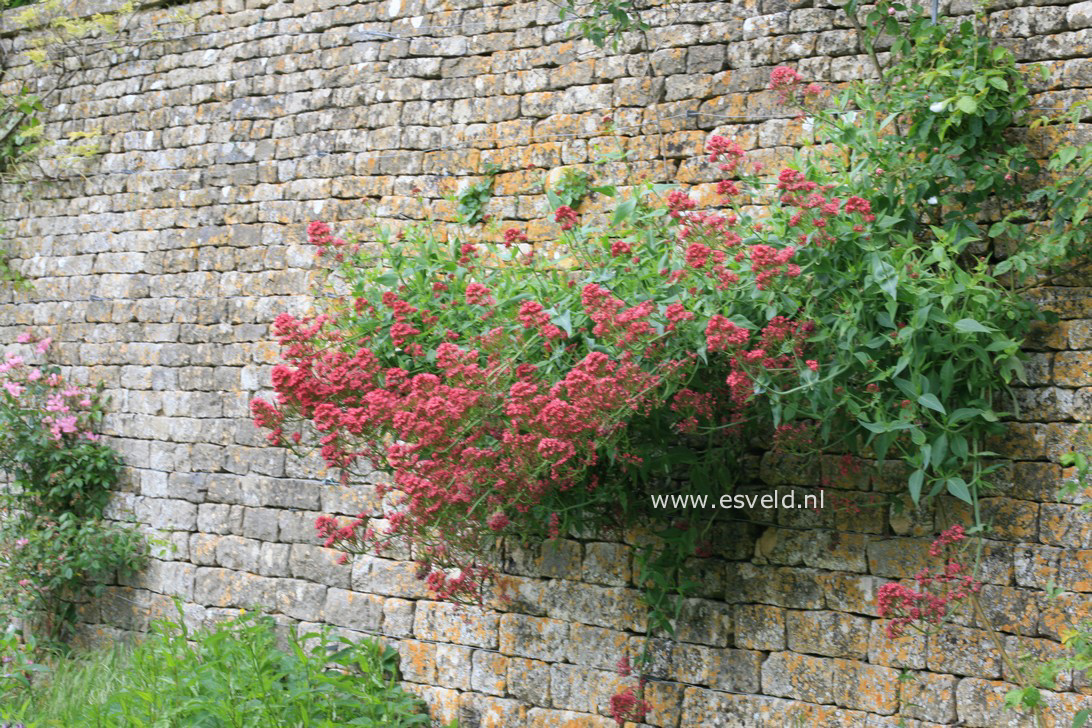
[1073,708,1090,728]
[948,407,983,423]
[946,477,972,503]
[909,469,924,503]
[613,197,637,225]
[931,434,948,469]
[953,318,995,334]
[551,309,574,337]
[918,393,946,414]
[1058,146,1078,168]
[860,419,915,434]
[956,96,978,114]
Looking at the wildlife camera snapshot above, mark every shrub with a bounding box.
[0,332,145,644]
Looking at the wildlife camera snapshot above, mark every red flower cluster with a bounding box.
[609,686,651,726]
[769,65,802,89]
[706,135,745,174]
[777,171,876,245]
[666,189,697,219]
[554,205,579,231]
[610,239,633,258]
[255,274,684,600]
[768,65,821,105]
[876,524,982,638]
[503,228,529,247]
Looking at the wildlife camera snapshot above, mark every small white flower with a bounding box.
[929,101,946,113]
[927,196,939,205]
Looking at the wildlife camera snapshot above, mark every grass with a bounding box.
[1,605,430,727]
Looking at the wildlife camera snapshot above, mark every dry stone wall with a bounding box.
[1,0,1092,724]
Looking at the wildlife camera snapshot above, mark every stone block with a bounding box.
[760,651,833,703]
[786,609,871,659]
[414,601,499,649]
[289,543,351,588]
[926,624,1003,678]
[508,656,552,705]
[215,535,262,572]
[457,693,528,728]
[322,588,383,631]
[499,613,569,662]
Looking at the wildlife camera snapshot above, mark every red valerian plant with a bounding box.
[876,524,983,638]
[255,38,1088,625]
[251,136,853,605]
[610,655,651,725]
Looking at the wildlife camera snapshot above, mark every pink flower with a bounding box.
[16,331,33,343]
[554,205,579,231]
[609,686,650,725]
[49,415,79,440]
[769,65,802,90]
[685,243,711,269]
[45,394,69,413]
[3,381,24,397]
[705,315,750,352]
[36,338,52,354]
[769,66,804,103]
[15,538,29,549]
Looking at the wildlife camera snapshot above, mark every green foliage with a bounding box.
[1,606,431,727]
[545,167,597,210]
[0,624,48,697]
[1003,615,1092,726]
[557,0,648,49]
[0,221,29,291]
[1059,437,1092,502]
[796,1,1091,510]
[0,91,44,176]
[455,164,500,225]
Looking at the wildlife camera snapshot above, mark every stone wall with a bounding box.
[1,0,1092,724]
